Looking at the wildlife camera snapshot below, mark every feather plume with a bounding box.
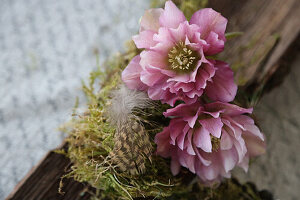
[107,84,154,175]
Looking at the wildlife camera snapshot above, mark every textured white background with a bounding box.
[0,0,299,200]
[0,0,149,198]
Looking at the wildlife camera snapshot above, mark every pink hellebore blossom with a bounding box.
[122,1,237,106]
[154,101,266,184]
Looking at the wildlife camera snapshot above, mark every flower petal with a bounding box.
[193,126,212,152]
[159,1,186,29]
[238,155,249,172]
[169,119,187,145]
[205,61,237,102]
[205,102,253,116]
[171,158,181,175]
[140,68,166,87]
[132,30,157,49]
[122,55,148,90]
[199,117,223,138]
[220,129,233,150]
[220,148,238,173]
[232,115,264,140]
[190,8,227,41]
[243,133,266,156]
[205,31,225,55]
[140,8,164,32]
[155,127,172,158]
[140,50,168,70]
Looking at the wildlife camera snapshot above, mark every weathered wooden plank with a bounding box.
[6,143,92,200]
[6,0,300,199]
[208,0,300,88]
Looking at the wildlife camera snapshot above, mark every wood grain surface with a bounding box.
[6,143,93,200]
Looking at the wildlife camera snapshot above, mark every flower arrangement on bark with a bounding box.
[122,0,265,184]
[62,1,269,199]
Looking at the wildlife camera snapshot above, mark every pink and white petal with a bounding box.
[202,111,221,119]
[153,27,175,45]
[184,114,199,128]
[195,147,211,166]
[167,72,191,83]
[199,117,223,138]
[169,22,200,44]
[173,82,194,92]
[159,1,186,29]
[177,128,187,150]
[195,62,216,90]
[184,152,196,173]
[185,88,203,99]
[122,55,148,90]
[201,163,219,181]
[205,61,237,102]
[195,69,209,90]
[192,32,209,52]
[161,90,180,106]
[140,8,164,32]
[154,127,172,157]
[220,148,238,173]
[164,101,201,117]
[185,37,203,51]
[169,119,187,144]
[243,133,266,157]
[132,31,157,49]
[169,21,188,42]
[140,50,168,70]
[220,129,233,150]
[193,126,212,152]
[177,149,189,168]
[232,115,264,140]
[189,61,203,82]
[245,125,264,141]
[171,158,181,175]
[186,129,196,155]
[190,8,227,41]
[238,155,249,172]
[233,138,247,163]
[140,69,166,87]
[204,102,253,116]
[204,31,225,55]
[147,86,163,100]
[222,118,242,139]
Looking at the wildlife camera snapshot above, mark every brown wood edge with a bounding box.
[246,33,300,95]
[5,141,68,200]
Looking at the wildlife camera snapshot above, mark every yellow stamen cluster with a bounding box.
[168,42,198,72]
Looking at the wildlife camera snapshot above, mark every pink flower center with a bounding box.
[168,42,199,72]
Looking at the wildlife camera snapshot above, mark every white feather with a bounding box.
[107,84,154,127]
